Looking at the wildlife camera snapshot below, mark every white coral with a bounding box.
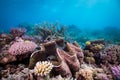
[34,61,53,76]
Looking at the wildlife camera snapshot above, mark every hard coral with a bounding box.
[0,34,13,47]
[95,73,109,80]
[10,28,26,37]
[50,75,74,80]
[103,45,120,64]
[28,39,83,78]
[84,39,105,65]
[76,68,93,80]
[111,65,120,79]
[34,22,66,40]
[8,39,37,55]
[34,61,53,76]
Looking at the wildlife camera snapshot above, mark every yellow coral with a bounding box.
[86,41,91,45]
[95,44,103,49]
[34,61,53,76]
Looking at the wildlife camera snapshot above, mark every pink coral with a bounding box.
[111,65,120,79]
[8,40,37,55]
[96,73,109,80]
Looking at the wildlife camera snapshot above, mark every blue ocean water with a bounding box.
[0,0,120,31]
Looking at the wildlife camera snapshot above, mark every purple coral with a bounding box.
[111,65,120,79]
[8,40,37,55]
[10,28,26,37]
[103,45,120,64]
[96,73,109,80]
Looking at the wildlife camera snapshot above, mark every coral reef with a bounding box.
[111,65,120,79]
[29,39,83,78]
[84,39,105,65]
[0,34,14,48]
[0,38,37,64]
[103,45,120,64]
[34,22,66,40]
[8,38,37,55]
[1,22,120,80]
[10,28,26,37]
[50,75,74,80]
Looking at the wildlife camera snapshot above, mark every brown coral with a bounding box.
[103,45,120,64]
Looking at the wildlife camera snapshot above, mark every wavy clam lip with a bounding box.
[57,47,80,75]
[29,46,46,69]
[66,42,84,64]
[51,48,72,77]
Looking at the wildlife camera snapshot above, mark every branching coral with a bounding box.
[76,64,94,80]
[10,28,26,37]
[0,34,13,47]
[103,45,120,64]
[111,65,120,79]
[34,61,53,76]
[34,22,66,40]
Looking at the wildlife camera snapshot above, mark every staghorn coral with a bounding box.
[34,61,53,76]
[34,22,66,40]
[8,39,37,55]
